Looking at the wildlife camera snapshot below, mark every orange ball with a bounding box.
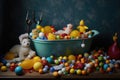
[105,60,110,64]
[81,70,87,75]
[39,68,43,74]
[53,71,59,77]
[106,67,112,72]
[64,62,69,67]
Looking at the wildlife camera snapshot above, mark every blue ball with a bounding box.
[15,66,23,75]
[46,57,53,63]
[50,67,55,72]
[103,64,109,70]
[43,68,48,73]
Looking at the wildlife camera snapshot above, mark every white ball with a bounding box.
[61,67,66,72]
[39,32,44,37]
[42,57,46,60]
[81,43,85,48]
[58,70,62,75]
[6,63,10,67]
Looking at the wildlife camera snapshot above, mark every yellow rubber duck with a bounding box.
[77,20,88,33]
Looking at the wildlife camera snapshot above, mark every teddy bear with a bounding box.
[5,33,36,62]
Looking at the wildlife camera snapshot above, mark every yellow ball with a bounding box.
[63,56,67,60]
[76,69,82,75]
[1,66,7,72]
[33,62,43,71]
[47,33,56,40]
[68,55,76,61]
[70,68,75,74]
[70,30,80,38]
[20,59,34,69]
[36,25,42,31]
[33,56,41,63]
[44,26,52,34]
[53,71,59,77]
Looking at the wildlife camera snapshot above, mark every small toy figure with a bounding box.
[55,23,73,35]
[77,20,88,33]
[5,33,36,62]
[108,33,120,59]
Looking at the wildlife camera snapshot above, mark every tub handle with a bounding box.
[92,30,99,37]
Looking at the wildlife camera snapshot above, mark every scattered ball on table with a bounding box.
[76,69,82,75]
[43,67,48,73]
[1,66,7,72]
[33,62,43,71]
[70,68,75,74]
[15,66,23,75]
[68,55,76,61]
[46,57,53,63]
[6,62,10,67]
[53,71,59,77]
[50,67,55,72]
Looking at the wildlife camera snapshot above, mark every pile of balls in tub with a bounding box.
[30,20,94,41]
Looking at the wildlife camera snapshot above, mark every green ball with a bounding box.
[98,56,104,61]
[99,62,104,67]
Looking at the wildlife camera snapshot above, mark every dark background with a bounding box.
[0,0,120,55]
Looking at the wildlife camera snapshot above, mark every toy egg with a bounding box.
[99,62,104,67]
[41,57,46,60]
[46,57,53,63]
[68,55,76,61]
[33,62,43,71]
[53,71,59,77]
[76,69,82,75]
[20,59,34,69]
[15,66,23,75]
[1,66,7,72]
[39,32,44,38]
[47,33,56,40]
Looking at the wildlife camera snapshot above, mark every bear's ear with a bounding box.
[19,33,28,42]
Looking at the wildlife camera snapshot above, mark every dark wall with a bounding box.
[0,0,120,53]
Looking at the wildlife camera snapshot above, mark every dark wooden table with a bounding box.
[0,69,120,80]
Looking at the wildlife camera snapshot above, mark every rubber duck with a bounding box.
[77,20,88,33]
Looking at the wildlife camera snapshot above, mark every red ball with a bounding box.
[10,66,15,71]
[41,60,48,66]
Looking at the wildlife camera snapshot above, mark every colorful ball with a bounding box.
[68,55,76,61]
[1,66,7,72]
[76,69,82,75]
[50,67,55,72]
[70,68,75,74]
[33,62,43,71]
[15,66,23,75]
[53,71,59,77]
[20,59,34,69]
[46,57,53,63]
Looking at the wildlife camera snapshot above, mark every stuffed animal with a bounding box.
[5,33,36,62]
[55,23,73,35]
